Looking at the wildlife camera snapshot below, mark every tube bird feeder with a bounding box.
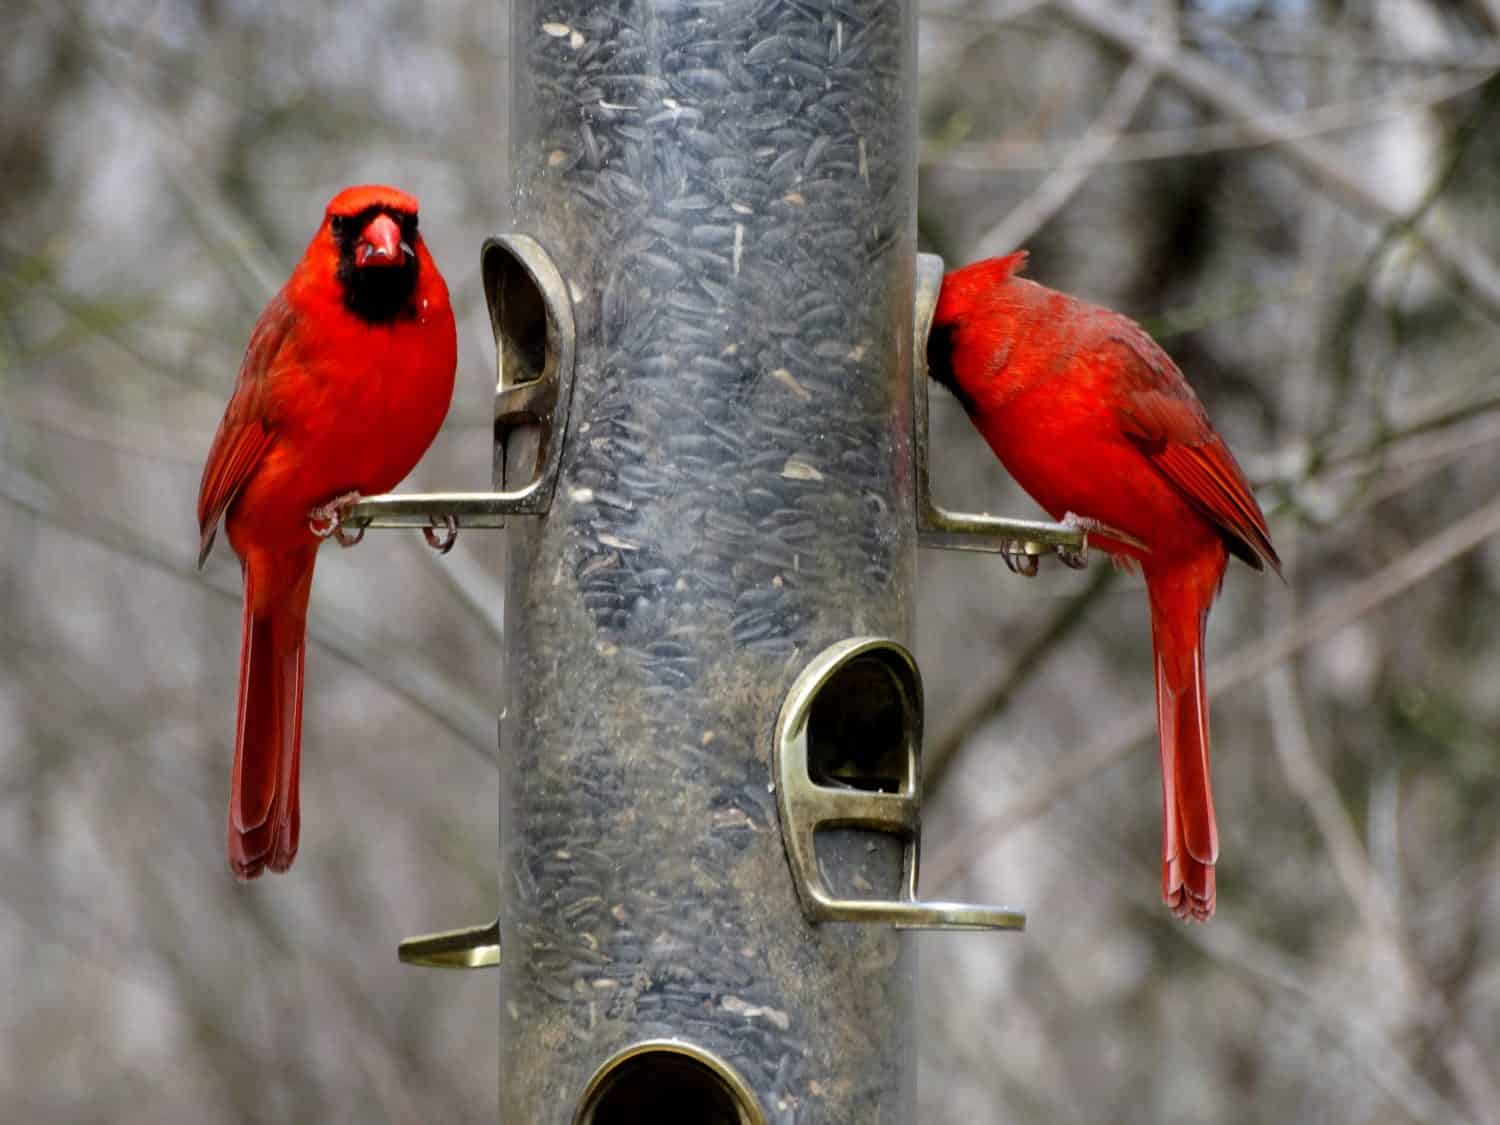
[343,0,1098,1118]
[495,0,1013,1114]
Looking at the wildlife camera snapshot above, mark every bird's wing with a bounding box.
[196,295,297,567]
[1107,330,1282,575]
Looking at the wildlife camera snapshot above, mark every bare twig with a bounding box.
[971,56,1158,259]
[1246,378,1500,488]
[921,8,1500,70]
[966,0,1170,262]
[1177,13,1500,68]
[3,395,203,465]
[1323,73,1500,451]
[50,1,284,307]
[1263,582,1500,1125]
[925,68,1493,171]
[1333,413,1500,524]
[926,565,1114,790]
[1051,0,1500,320]
[972,763,1472,1125]
[917,0,1058,92]
[1178,914,1473,1125]
[1265,695,1500,1123]
[925,489,1500,888]
[1265,666,1407,959]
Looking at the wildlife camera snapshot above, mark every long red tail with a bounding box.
[1146,573,1219,921]
[229,554,315,878]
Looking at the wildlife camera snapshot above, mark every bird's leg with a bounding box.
[1002,546,1041,577]
[308,491,366,548]
[423,513,458,555]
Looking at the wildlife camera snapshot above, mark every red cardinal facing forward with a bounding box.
[197,185,457,878]
[929,252,1280,920]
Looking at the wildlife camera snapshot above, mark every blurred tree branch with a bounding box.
[49,1,283,308]
[971,56,1159,258]
[0,478,497,761]
[1180,912,1474,1125]
[926,565,1115,789]
[965,0,1175,261]
[1053,0,1500,320]
[1324,73,1500,457]
[927,67,1493,171]
[922,7,1500,68]
[1265,658,1500,1125]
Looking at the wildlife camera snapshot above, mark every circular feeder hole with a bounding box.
[806,651,915,794]
[575,1041,765,1125]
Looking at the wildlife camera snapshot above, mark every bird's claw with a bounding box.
[1054,513,1091,570]
[423,514,458,555]
[308,491,366,548]
[1055,544,1090,570]
[1002,545,1041,577]
[1001,512,1132,575]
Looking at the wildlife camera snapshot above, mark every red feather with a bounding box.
[196,297,297,567]
[1145,442,1280,574]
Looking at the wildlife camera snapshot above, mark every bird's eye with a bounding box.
[330,215,346,238]
[402,213,418,236]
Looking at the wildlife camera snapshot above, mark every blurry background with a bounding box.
[3,0,1499,1121]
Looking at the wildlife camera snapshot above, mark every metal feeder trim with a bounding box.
[396,917,500,969]
[773,636,1025,931]
[340,233,578,532]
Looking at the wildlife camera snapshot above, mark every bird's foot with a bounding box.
[1002,545,1041,577]
[1055,512,1149,568]
[1055,511,1094,570]
[309,491,366,548]
[423,513,458,555]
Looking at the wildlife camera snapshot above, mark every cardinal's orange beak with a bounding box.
[356,213,413,267]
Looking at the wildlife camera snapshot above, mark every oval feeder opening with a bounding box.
[804,646,916,901]
[482,235,575,495]
[486,240,549,383]
[574,1040,766,1125]
[806,650,914,794]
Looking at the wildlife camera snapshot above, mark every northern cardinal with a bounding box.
[928,252,1280,920]
[197,185,456,877]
